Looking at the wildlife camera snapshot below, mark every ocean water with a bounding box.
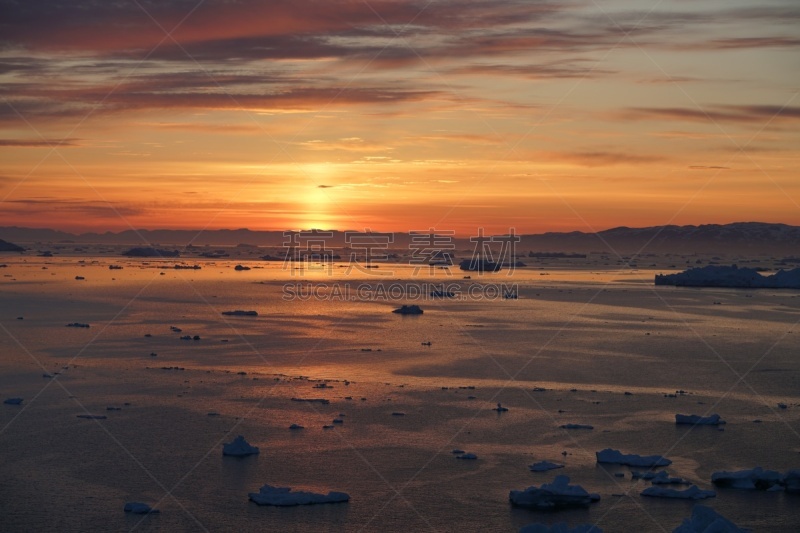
[0,257,798,532]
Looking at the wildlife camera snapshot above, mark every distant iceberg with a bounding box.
[655,265,800,288]
[560,423,593,430]
[595,448,671,467]
[675,414,725,425]
[248,484,349,506]
[223,435,260,456]
[641,485,715,500]
[123,502,159,514]
[528,461,565,472]
[711,467,782,490]
[672,504,746,533]
[509,475,600,510]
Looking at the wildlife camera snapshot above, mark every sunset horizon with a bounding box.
[2,0,798,235]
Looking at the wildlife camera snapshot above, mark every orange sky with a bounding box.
[1,0,798,235]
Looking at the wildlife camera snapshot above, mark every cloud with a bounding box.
[0,138,82,147]
[620,105,800,124]
[542,150,667,167]
[689,165,731,170]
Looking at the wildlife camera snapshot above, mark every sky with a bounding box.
[1,0,798,235]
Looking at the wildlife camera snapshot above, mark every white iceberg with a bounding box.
[596,448,671,467]
[675,414,725,425]
[672,504,745,532]
[223,435,260,456]
[248,484,350,506]
[509,475,600,510]
[124,502,159,514]
[711,467,782,490]
[641,485,715,500]
[529,461,565,472]
[520,523,602,533]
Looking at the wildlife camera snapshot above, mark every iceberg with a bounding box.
[509,475,600,510]
[596,448,671,467]
[655,265,800,289]
[223,435,260,456]
[672,504,746,532]
[4,397,23,405]
[392,305,423,315]
[641,485,715,500]
[248,484,349,506]
[560,424,594,430]
[123,502,159,514]
[456,453,478,460]
[529,461,565,472]
[649,471,689,485]
[783,470,800,493]
[675,414,725,425]
[711,467,782,490]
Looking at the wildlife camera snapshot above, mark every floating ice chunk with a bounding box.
[4,397,23,405]
[223,435,260,456]
[221,310,258,316]
[289,424,304,430]
[509,475,600,510]
[675,414,725,425]
[519,523,602,533]
[76,414,107,420]
[392,305,423,315]
[560,424,594,430]
[641,485,715,500]
[248,484,349,506]
[123,502,159,514]
[596,448,671,467]
[646,471,689,485]
[66,323,90,328]
[711,467,782,490]
[672,504,745,532]
[784,470,800,493]
[493,403,508,412]
[529,461,565,472]
[451,449,465,455]
[456,453,477,460]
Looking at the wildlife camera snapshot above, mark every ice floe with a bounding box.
[123,502,159,514]
[595,448,671,467]
[675,414,725,425]
[529,461,565,472]
[223,435,260,456]
[4,397,23,405]
[560,424,593,430]
[640,485,715,500]
[711,467,782,490]
[509,475,600,510]
[248,484,349,506]
[672,504,745,532]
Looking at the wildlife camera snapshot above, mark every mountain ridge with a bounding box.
[1,222,798,254]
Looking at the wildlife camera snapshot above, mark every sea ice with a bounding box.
[783,470,800,493]
[223,435,260,456]
[519,524,602,533]
[675,414,725,425]
[4,397,23,405]
[595,448,671,467]
[640,485,715,500]
[560,424,594,430]
[649,471,690,485]
[509,475,600,510]
[529,461,565,472]
[672,504,745,532]
[123,502,159,514]
[711,467,782,490]
[248,484,349,506]
[456,453,478,460]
